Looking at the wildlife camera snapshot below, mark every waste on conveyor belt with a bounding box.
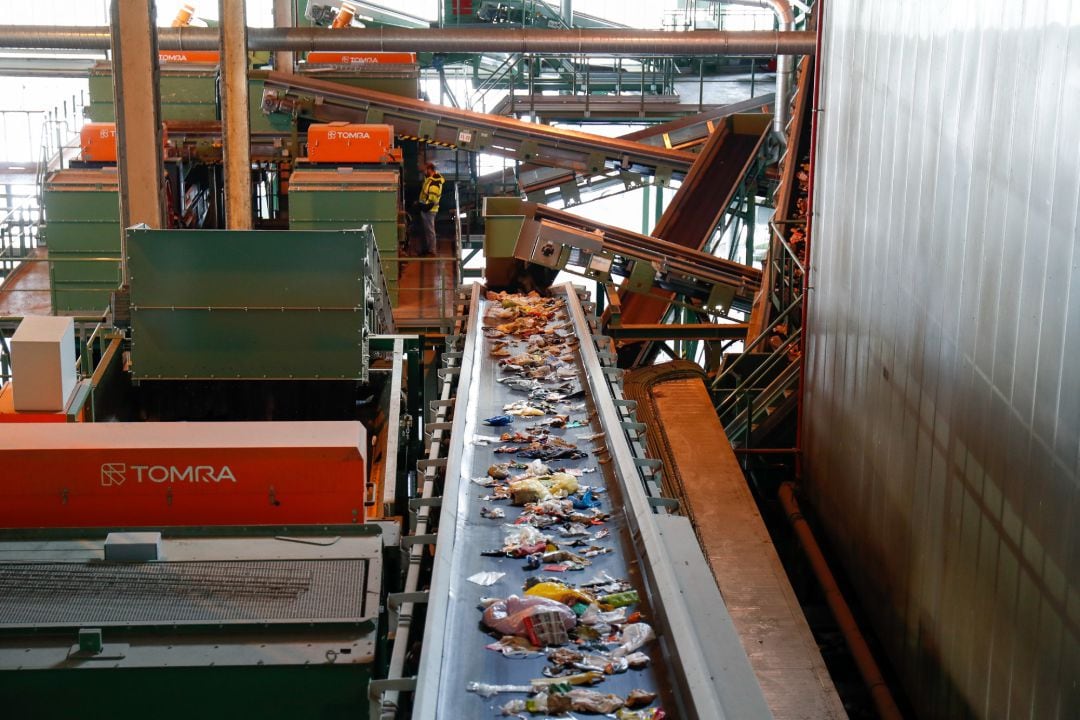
[467,292,664,717]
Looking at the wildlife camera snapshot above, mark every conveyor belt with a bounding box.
[515,98,775,207]
[404,284,772,719]
[616,113,771,364]
[513,201,761,314]
[260,72,695,179]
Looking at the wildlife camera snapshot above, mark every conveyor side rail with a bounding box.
[260,71,696,179]
[516,96,776,207]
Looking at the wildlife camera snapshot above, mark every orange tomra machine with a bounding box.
[0,421,368,528]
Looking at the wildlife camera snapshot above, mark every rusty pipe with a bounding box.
[0,25,816,56]
[778,482,904,720]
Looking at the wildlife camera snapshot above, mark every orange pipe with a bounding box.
[778,481,904,720]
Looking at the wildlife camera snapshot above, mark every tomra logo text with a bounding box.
[326,130,371,140]
[100,463,236,487]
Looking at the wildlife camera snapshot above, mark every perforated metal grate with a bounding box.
[0,560,369,628]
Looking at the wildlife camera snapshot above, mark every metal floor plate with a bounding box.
[0,559,369,628]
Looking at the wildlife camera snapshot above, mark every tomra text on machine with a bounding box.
[0,421,367,528]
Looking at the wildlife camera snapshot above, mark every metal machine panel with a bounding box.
[127,228,374,380]
[287,168,401,304]
[42,168,122,313]
[88,63,218,122]
[130,308,369,379]
[0,421,367,527]
[307,122,397,163]
[809,2,1080,718]
[0,531,380,720]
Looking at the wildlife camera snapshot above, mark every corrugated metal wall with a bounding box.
[807,1,1080,718]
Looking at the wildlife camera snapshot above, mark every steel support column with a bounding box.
[109,0,165,244]
[220,0,253,230]
[272,0,295,72]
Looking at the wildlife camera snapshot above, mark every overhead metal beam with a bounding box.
[108,0,165,240]
[0,26,816,55]
[220,0,253,230]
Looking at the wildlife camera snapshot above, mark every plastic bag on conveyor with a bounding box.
[611,623,656,658]
[482,595,576,639]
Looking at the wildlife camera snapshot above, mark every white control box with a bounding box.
[11,315,77,412]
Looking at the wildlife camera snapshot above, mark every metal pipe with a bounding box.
[0,26,815,56]
[560,0,573,27]
[726,0,795,141]
[778,482,904,720]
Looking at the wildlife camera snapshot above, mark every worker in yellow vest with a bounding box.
[418,162,444,256]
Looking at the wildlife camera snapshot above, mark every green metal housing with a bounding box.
[0,527,381,720]
[288,168,402,306]
[88,64,218,122]
[128,227,385,381]
[88,65,417,131]
[42,168,122,313]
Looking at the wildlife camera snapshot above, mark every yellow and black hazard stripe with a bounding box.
[396,133,458,150]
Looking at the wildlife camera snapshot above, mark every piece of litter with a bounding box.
[466,681,532,698]
[467,571,506,586]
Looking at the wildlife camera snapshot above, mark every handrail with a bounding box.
[768,219,806,276]
[467,52,520,110]
[710,293,801,391]
[716,325,802,417]
[720,353,801,436]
